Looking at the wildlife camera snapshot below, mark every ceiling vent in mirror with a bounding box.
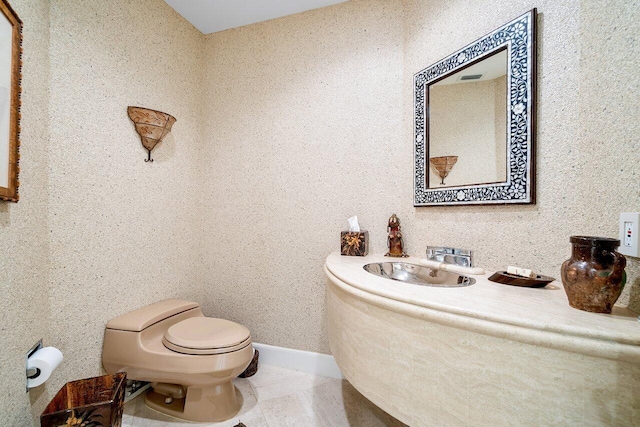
[460,74,483,81]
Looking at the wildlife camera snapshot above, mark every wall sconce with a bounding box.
[430,156,458,185]
[127,106,176,162]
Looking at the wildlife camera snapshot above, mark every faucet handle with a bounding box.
[426,246,474,267]
[419,259,485,276]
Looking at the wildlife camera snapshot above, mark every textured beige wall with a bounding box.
[47,0,204,392]
[404,0,640,311]
[429,76,507,187]
[494,75,507,180]
[201,0,405,353]
[0,0,204,424]
[2,0,639,424]
[0,0,52,424]
[202,0,640,355]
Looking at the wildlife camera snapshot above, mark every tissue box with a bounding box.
[341,231,369,256]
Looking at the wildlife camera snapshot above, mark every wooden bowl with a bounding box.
[488,271,555,288]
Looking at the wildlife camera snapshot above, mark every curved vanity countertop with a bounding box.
[325,252,640,363]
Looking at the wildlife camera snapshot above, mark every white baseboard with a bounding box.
[253,343,344,380]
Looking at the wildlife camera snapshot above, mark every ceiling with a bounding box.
[164,0,349,34]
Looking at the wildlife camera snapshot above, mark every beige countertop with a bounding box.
[325,252,640,362]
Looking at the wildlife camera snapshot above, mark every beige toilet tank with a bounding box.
[102,299,205,376]
[105,299,202,332]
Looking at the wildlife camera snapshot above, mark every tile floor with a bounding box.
[122,365,406,427]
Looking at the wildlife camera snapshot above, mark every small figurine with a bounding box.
[385,213,408,257]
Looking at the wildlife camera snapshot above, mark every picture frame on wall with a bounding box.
[0,0,21,202]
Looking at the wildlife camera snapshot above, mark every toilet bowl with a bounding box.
[102,299,253,422]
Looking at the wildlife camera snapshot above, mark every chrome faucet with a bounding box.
[426,246,474,268]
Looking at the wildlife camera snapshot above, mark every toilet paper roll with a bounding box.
[26,346,63,389]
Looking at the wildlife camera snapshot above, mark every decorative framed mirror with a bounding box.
[0,0,22,202]
[414,9,536,206]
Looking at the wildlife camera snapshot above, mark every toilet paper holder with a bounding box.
[26,338,42,392]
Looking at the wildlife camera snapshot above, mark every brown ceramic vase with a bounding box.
[561,236,627,313]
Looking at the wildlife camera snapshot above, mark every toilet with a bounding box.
[102,299,253,422]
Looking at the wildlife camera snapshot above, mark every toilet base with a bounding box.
[144,380,241,422]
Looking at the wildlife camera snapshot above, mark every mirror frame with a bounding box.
[0,0,22,202]
[414,9,536,206]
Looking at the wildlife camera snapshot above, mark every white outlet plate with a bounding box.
[619,212,640,258]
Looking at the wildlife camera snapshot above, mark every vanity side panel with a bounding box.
[327,278,640,426]
[327,279,415,426]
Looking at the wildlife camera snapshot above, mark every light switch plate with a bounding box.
[619,212,640,258]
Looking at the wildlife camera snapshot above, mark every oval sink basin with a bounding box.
[363,262,475,287]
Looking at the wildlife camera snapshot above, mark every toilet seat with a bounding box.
[162,317,251,355]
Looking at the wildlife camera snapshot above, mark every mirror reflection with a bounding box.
[428,49,507,188]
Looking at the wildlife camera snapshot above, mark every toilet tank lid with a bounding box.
[105,299,200,332]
